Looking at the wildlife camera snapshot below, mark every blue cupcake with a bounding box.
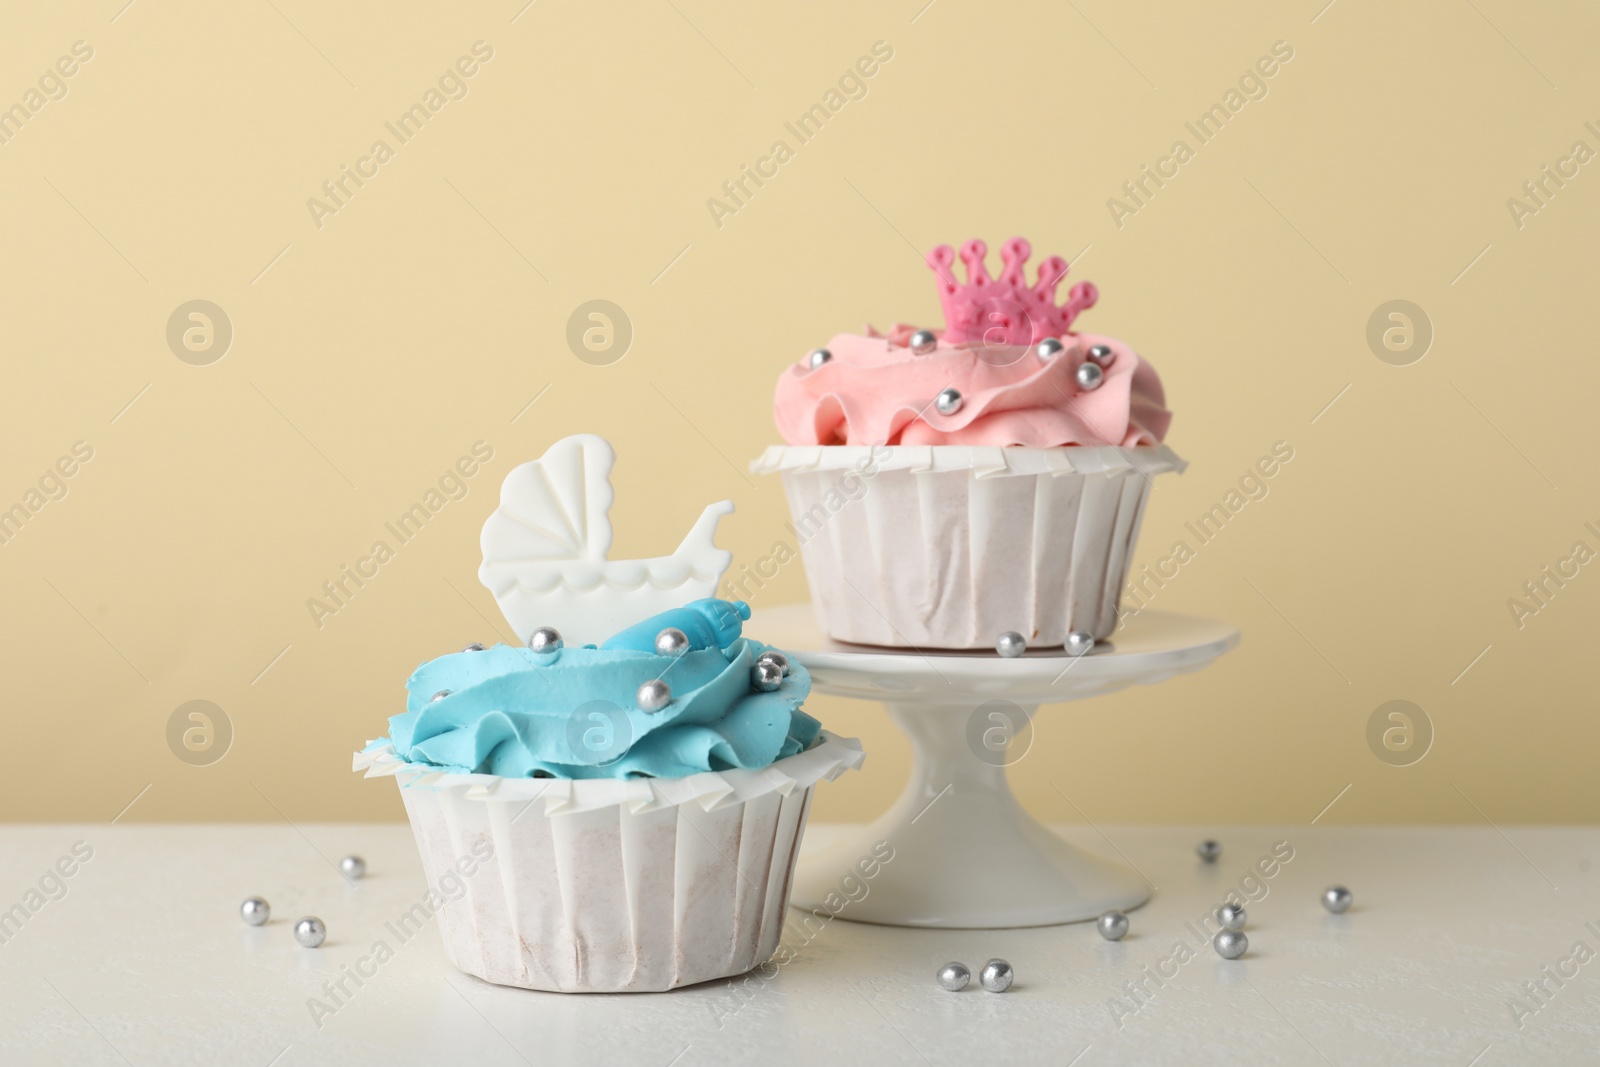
[356,597,861,993]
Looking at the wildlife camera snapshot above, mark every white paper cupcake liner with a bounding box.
[353,732,863,993]
[752,445,1185,649]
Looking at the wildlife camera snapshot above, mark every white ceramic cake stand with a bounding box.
[750,605,1239,928]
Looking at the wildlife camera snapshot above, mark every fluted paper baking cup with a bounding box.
[353,732,863,993]
[752,445,1185,648]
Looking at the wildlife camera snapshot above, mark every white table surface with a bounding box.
[3,823,1597,1066]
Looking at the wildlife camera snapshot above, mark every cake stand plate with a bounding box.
[751,605,1239,928]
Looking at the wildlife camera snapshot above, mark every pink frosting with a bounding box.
[774,329,1171,448]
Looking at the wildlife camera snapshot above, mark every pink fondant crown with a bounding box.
[927,238,1097,345]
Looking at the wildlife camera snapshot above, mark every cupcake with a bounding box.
[751,237,1183,649]
[356,436,861,993]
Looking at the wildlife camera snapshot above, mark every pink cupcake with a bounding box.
[751,237,1183,650]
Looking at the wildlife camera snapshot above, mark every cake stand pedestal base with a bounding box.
[794,702,1148,928]
[753,605,1240,929]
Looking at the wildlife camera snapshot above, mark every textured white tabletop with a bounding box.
[2,824,1596,1066]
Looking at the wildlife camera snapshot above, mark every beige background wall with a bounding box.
[3,0,1597,825]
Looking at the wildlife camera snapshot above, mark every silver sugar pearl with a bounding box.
[1323,886,1353,914]
[240,897,270,926]
[654,627,690,656]
[1197,839,1221,863]
[1214,929,1248,960]
[934,387,963,416]
[1076,361,1104,390]
[527,627,563,655]
[637,679,672,713]
[461,642,487,652]
[751,660,784,692]
[294,916,326,948]
[910,330,938,355]
[1088,343,1116,365]
[979,958,1014,993]
[936,961,970,991]
[757,649,791,676]
[1098,910,1130,941]
[995,631,1026,658]
[1036,337,1066,359]
[807,348,832,370]
[1217,902,1247,931]
[430,690,451,702]
[1064,631,1094,657]
[340,855,366,880]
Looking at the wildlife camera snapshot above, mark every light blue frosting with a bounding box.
[372,599,821,780]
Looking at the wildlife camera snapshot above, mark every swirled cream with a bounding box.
[375,599,820,780]
[773,238,1172,448]
[775,329,1170,448]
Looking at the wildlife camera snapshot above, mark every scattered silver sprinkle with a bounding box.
[937,962,970,991]
[995,631,1026,658]
[637,679,671,713]
[751,660,783,692]
[1098,910,1129,941]
[979,958,1014,992]
[294,916,326,948]
[528,627,563,655]
[654,628,690,656]
[1214,929,1247,960]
